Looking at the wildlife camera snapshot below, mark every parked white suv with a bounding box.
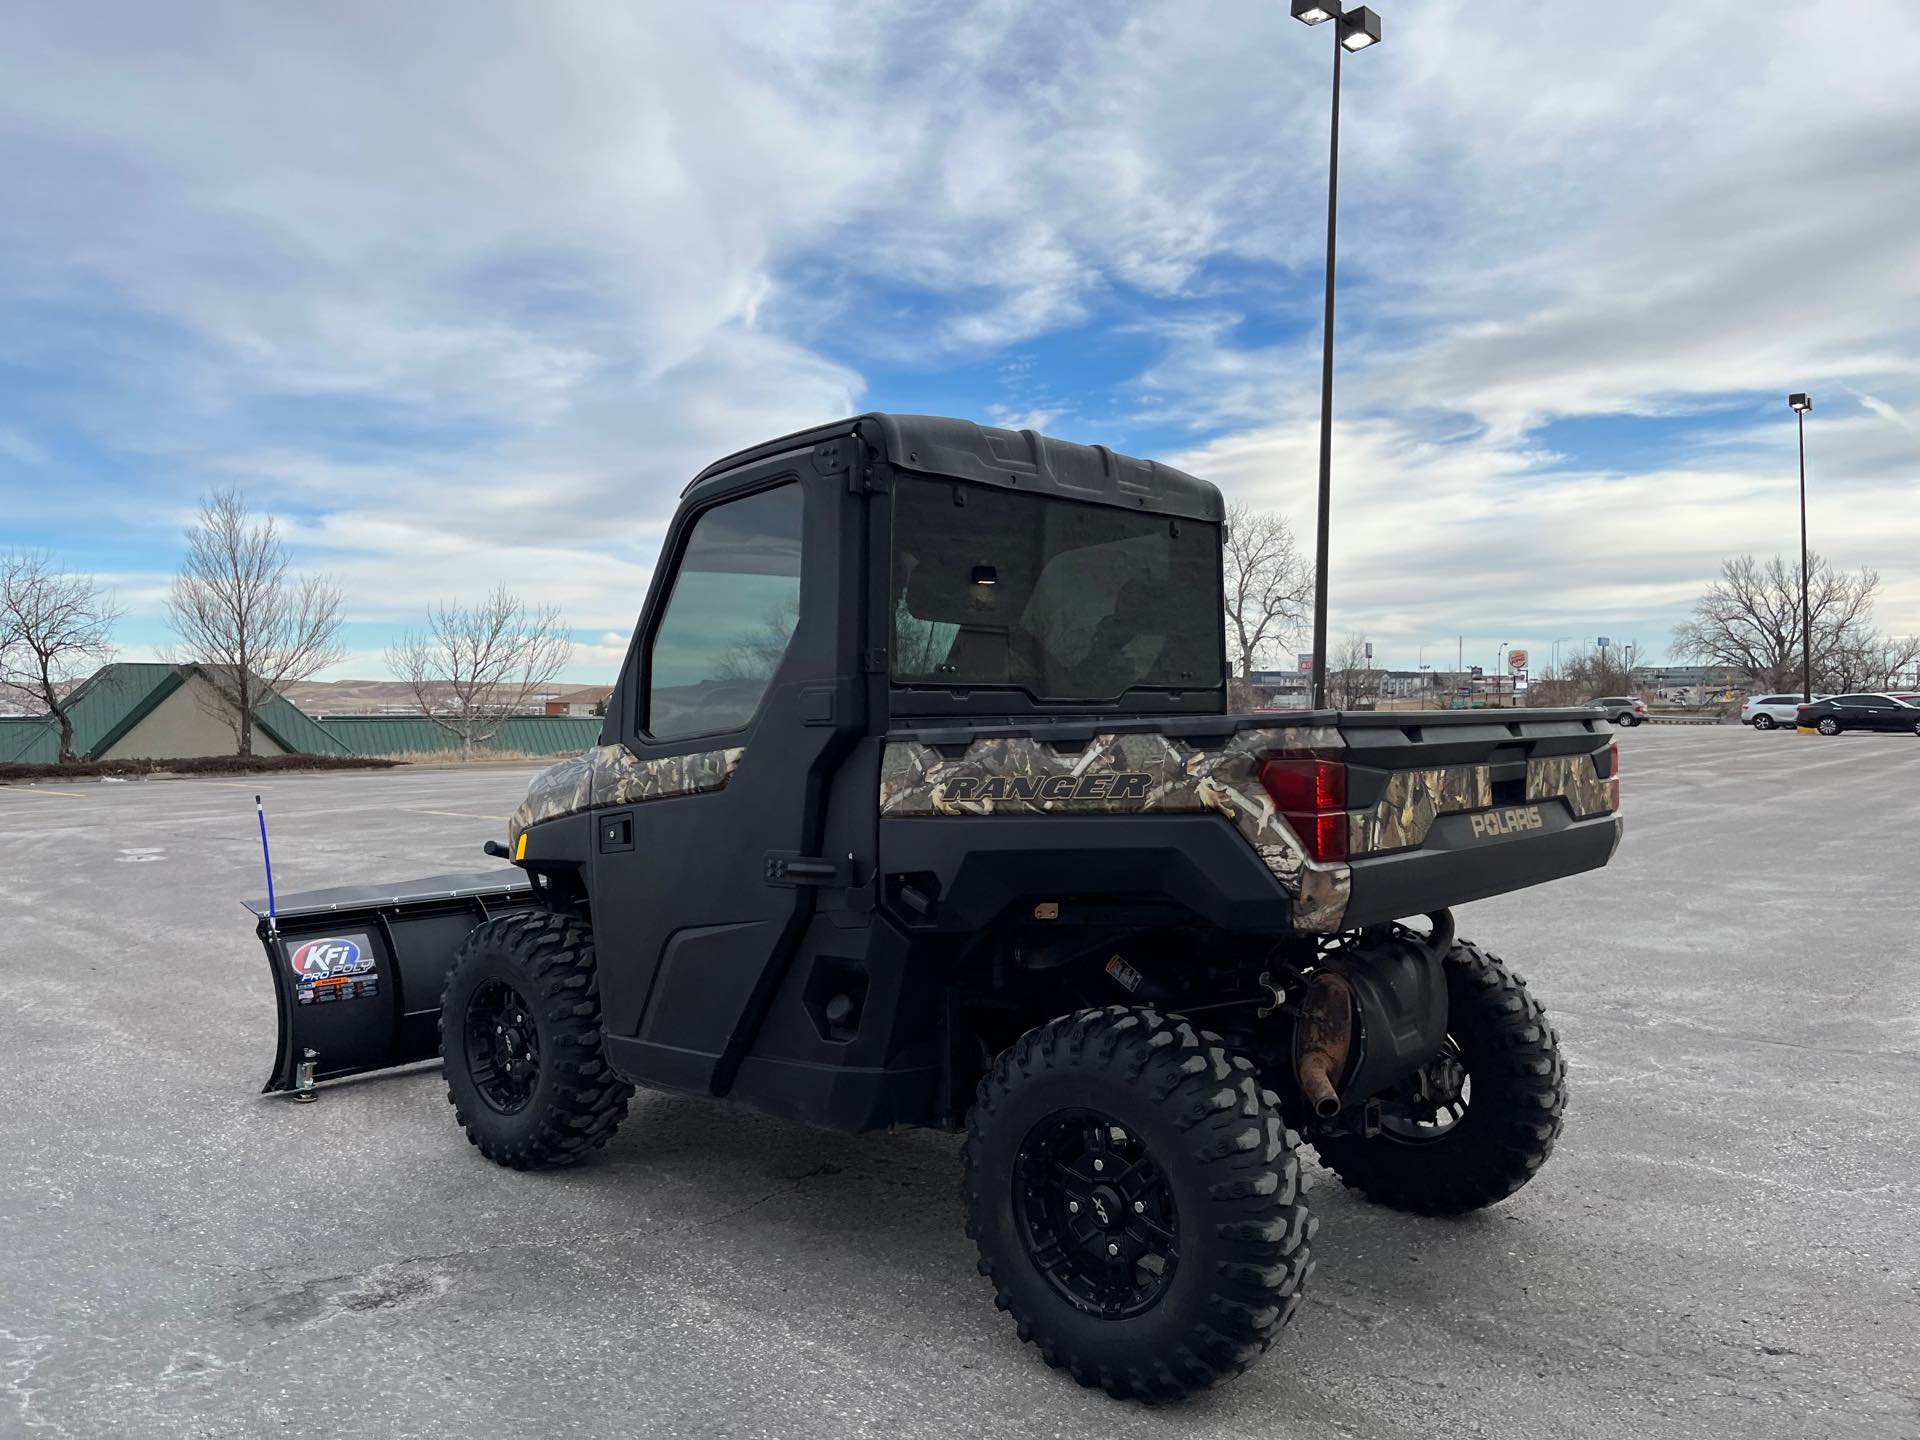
[1742,693,1825,730]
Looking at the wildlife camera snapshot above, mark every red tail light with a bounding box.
[1257,756,1348,862]
[1607,738,1621,811]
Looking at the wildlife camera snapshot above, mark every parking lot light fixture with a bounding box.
[1339,6,1383,49]
[1292,1,1339,24]
[1789,392,1813,702]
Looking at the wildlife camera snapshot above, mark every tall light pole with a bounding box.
[1292,1,1382,709]
[1552,636,1573,673]
[1789,392,1813,702]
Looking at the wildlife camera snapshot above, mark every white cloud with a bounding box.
[2,0,1918,681]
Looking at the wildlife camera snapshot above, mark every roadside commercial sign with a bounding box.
[1457,686,1472,697]
[1508,649,1529,670]
[1297,652,1314,673]
[1470,665,1484,677]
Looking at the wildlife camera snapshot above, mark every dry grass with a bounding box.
[0,753,402,783]
[364,748,553,765]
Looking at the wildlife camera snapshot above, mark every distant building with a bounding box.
[0,663,607,765]
[542,685,614,717]
[0,663,344,765]
[1630,664,1745,701]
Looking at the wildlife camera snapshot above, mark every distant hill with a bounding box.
[280,679,612,716]
[279,679,452,714]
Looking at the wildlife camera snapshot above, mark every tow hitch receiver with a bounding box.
[246,870,536,1094]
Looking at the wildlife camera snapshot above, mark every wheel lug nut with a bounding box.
[1068,1200,1079,1214]
[1107,1242,1120,1256]
[1092,1159,1103,1172]
[1132,1200,1144,1213]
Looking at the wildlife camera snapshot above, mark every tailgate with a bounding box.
[245,870,537,1093]
[1333,709,1621,926]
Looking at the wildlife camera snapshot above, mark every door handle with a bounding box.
[763,851,849,887]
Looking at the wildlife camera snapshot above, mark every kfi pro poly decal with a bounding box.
[287,934,379,1005]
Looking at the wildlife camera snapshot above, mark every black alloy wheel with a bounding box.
[1013,1109,1179,1320]
[464,977,541,1114]
[1375,1037,1470,1143]
[962,1006,1313,1401]
[1312,941,1564,1216]
[440,912,632,1170]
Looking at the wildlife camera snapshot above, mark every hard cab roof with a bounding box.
[683,413,1224,523]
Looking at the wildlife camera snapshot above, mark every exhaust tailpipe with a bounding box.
[1296,972,1354,1119]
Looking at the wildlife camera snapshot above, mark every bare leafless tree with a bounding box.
[1329,631,1377,709]
[1222,501,1312,680]
[386,588,573,757]
[1671,552,1889,693]
[1558,647,1637,700]
[0,550,122,763]
[167,489,346,755]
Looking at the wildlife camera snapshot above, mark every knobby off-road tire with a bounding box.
[440,911,633,1170]
[962,1006,1315,1403]
[1313,941,1565,1216]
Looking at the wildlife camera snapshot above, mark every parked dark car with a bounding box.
[1795,693,1920,735]
[1589,695,1647,727]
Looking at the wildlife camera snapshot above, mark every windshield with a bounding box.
[890,478,1222,701]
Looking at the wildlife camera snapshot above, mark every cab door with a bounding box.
[590,450,862,1096]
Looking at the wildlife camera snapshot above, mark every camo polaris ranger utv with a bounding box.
[251,415,1622,1401]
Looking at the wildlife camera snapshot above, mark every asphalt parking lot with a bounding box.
[3,725,1917,1439]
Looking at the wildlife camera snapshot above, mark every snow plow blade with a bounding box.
[246,871,538,1094]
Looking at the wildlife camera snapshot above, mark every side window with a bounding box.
[645,484,804,741]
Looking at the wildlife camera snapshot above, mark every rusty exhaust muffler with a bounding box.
[1296,972,1354,1119]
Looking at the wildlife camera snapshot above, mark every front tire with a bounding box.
[1312,942,1565,1216]
[1752,714,1775,730]
[963,1007,1314,1402]
[1817,716,1840,735]
[440,911,632,1169]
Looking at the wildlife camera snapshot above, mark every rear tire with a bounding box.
[440,911,632,1170]
[1312,942,1565,1216]
[1752,714,1775,730]
[962,1006,1314,1402]
[1817,717,1840,735]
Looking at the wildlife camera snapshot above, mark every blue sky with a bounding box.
[2,0,1916,682]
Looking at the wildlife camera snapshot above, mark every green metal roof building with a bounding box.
[0,664,349,764]
[0,664,600,764]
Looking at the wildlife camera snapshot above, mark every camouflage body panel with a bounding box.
[1350,753,1616,853]
[1350,764,1494,855]
[509,743,746,842]
[1525,753,1613,818]
[878,726,1351,932]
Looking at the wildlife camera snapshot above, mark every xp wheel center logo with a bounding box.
[289,937,368,980]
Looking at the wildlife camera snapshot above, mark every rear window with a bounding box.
[890,478,1222,702]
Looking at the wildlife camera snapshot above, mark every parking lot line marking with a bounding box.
[411,809,507,821]
[0,786,86,800]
